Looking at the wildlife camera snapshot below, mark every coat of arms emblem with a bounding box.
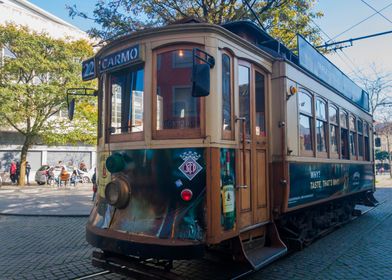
[178,151,202,180]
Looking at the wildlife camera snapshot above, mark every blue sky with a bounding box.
[29,0,392,76]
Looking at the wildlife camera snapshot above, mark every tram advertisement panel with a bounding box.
[91,148,206,241]
[220,148,236,230]
[288,162,374,208]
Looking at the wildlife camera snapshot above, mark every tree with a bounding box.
[356,64,392,117]
[375,117,392,178]
[0,24,96,186]
[67,0,323,49]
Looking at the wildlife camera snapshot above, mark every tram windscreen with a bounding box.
[110,66,144,134]
[156,49,200,130]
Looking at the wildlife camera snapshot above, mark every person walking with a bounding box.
[10,161,16,184]
[25,161,31,185]
[91,168,97,201]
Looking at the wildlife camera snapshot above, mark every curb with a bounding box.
[0,212,90,217]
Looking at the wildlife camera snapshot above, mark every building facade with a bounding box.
[0,0,96,182]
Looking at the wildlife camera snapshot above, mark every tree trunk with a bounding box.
[18,137,31,187]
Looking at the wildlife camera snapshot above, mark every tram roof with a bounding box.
[221,21,370,114]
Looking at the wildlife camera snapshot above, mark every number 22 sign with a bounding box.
[82,57,96,81]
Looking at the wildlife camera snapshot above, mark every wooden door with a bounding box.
[237,63,269,230]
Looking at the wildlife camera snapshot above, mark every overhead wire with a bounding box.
[309,19,364,80]
[327,1,392,42]
[360,0,392,25]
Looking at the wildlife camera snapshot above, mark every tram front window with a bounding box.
[110,66,144,135]
[156,49,200,132]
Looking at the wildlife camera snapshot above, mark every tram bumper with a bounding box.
[86,223,204,260]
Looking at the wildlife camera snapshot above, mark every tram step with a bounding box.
[240,223,287,270]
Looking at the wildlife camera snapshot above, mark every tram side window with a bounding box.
[255,71,266,136]
[349,115,357,158]
[222,54,233,137]
[315,99,327,154]
[357,119,364,159]
[239,65,250,136]
[340,111,349,159]
[156,49,200,132]
[298,91,313,155]
[329,105,339,156]
[109,67,144,135]
[364,122,370,161]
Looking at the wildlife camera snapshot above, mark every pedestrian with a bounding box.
[79,161,87,172]
[10,161,16,184]
[91,168,97,201]
[70,170,78,186]
[25,161,31,185]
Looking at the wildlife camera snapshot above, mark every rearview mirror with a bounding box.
[68,98,75,121]
[191,48,215,98]
[192,64,210,97]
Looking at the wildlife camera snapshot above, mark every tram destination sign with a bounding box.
[99,45,140,73]
[297,35,369,112]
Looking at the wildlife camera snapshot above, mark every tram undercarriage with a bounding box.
[278,191,378,251]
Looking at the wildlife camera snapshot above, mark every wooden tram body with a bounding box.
[83,20,376,272]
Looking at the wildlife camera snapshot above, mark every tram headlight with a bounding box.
[105,177,130,209]
[106,153,126,173]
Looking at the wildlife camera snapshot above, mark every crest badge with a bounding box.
[179,151,202,180]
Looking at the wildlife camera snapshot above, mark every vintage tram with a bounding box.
[76,19,376,274]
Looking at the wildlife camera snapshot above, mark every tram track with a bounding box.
[73,204,380,280]
[73,270,111,280]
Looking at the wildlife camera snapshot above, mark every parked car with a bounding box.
[76,168,94,183]
[35,165,50,185]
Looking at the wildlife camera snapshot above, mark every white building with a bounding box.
[0,0,96,182]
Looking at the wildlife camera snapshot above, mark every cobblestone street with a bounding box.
[0,181,391,279]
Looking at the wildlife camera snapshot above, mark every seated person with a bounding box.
[59,167,70,186]
[70,170,78,186]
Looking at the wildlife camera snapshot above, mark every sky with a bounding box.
[29,0,392,78]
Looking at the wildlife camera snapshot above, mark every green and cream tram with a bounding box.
[73,19,376,273]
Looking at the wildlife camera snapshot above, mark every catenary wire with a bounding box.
[360,0,392,25]
[327,1,392,42]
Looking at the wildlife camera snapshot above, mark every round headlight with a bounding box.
[104,177,130,209]
[106,153,126,173]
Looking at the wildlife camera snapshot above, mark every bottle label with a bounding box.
[222,184,235,213]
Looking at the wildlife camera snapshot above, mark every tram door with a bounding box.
[237,62,269,230]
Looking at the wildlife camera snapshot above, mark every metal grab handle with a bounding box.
[236,185,248,189]
[235,116,247,188]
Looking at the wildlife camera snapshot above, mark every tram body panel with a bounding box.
[81,20,376,270]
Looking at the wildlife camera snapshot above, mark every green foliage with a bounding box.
[68,0,323,48]
[0,24,97,146]
[375,150,389,161]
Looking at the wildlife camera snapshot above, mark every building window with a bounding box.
[340,111,349,159]
[172,49,193,68]
[222,53,233,138]
[315,99,327,154]
[329,105,339,156]
[349,114,357,158]
[299,91,313,154]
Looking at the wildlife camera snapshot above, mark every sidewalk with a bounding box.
[0,182,94,216]
[376,174,392,187]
